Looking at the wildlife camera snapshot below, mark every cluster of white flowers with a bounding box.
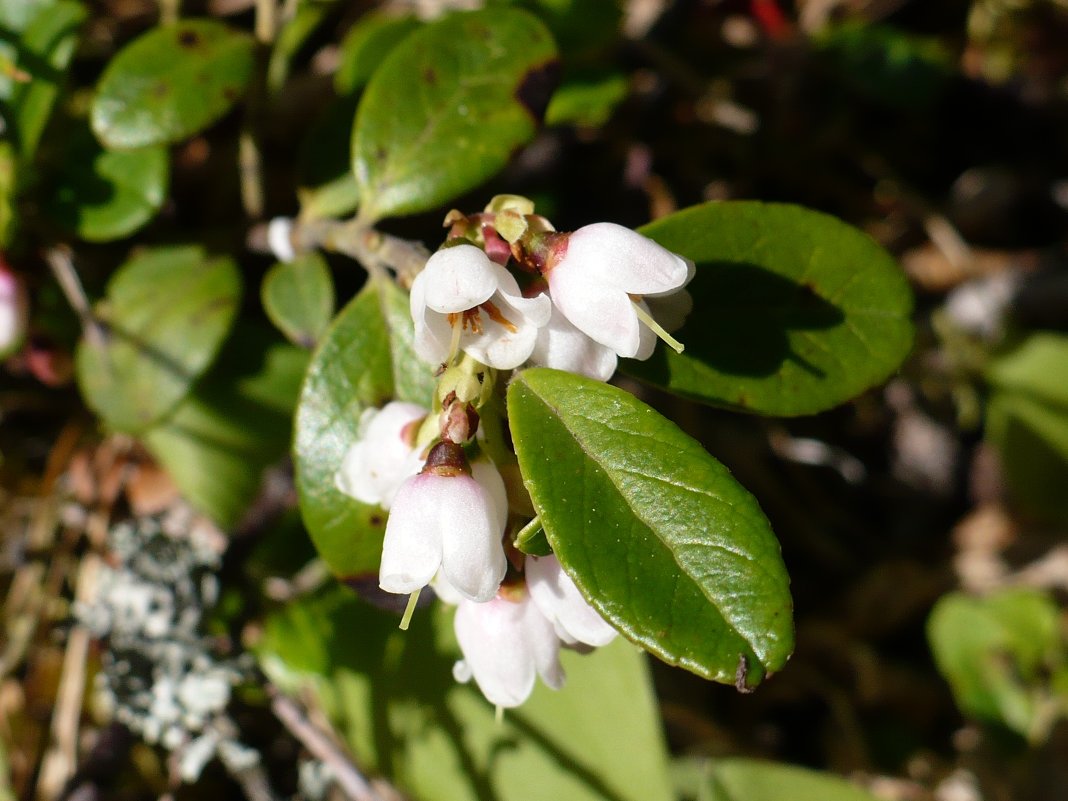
[335,218,690,708]
[411,222,693,381]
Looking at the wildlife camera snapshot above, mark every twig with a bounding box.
[36,554,101,799]
[294,218,431,286]
[158,0,180,25]
[269,688,385,801]
[44,247,104,348]
[238,0,278,220]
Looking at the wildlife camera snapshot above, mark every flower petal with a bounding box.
[410,272,453,365]
[568,222,690,295]
[530,302,618,381]
[548,257,641,357]
[454,597,537,708]
[527,554,617,647]
[335,402,426,509]
[439,467,507,602]
[422,244,498,313]
[379,475,444,595]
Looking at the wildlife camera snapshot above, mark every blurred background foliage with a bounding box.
[3,0,1068,799]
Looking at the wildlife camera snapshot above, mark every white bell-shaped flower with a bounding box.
[411,244,551,369]
[529,301,619,382]
[452,591,564,708]
[334,402,426,510]
[545,222,691,359]
[0,267,26,359]
[380,443,508,603]
[526,554,617,647]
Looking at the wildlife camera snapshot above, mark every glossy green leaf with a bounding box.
[261,252,335,349]
[627,201,914,416]
[985,334,1068,522]
[927,589,1066,741]
[675,757,882,801]
[45,121,168,241]
[75,246,241,434]
[259,587,674,801]
[334,11,421,96]
[0,0,86,159]
[351,8,559,220]
[507,368,793,686]
[294,278,435,579]
[144,329,308,529]
[91,19,254,149]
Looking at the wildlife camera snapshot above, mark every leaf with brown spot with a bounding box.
[351,8,558,221]
[91,19,254,149]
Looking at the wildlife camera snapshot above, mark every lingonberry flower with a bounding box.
[452,590,564,708]
[410,243,551,369]
[529,301,620,382]
[543,222,692,359]
[334,402,426,510]
[0,266,27,359]
[380,442,508,603]
[526,554,617,647]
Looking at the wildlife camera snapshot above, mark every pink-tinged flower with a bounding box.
[380,443,508,602]
[544,222,692,358]
[526,554,617,647]
[529,302,619,382]
[334,402,426,510]
[410,244,551,369]
[452,591,564,708]
[0,266,27,359]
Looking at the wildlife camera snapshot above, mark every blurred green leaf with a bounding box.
[351,8,558,220]
[629,201,914,416]
[266,0,340,95]
[986,333,1068,522]
[294,278,435,579]
[545,69,627,127]
[261,252,335,349]
[259,587,674,801]
[818,21,953,110]
[75,246,241,433]
[508,368,794,686]
[334,11,421,96]
[927,588,1067,741]
[674,757,883,801]
[91,19,254,149]
[0,0,86,159]
[144,328,308,529]
[44,120,168,242]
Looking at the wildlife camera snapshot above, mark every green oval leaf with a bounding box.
[676,757,883,801]
[334,11,421,96]
[45,121,168,241]
[261,252,335,349]
[0,0,86,159]
[91,19,255,149]
[627,201,914,416]
[259,588,674,801]
[144,329,308,529]
[507,368,794,686]
[927,589,1065,741]
[75,246,241,433]
[294,278,435,579]
[351,8,559,221]
[985,333,1068,523]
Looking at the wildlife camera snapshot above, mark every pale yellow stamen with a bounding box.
[633,301,685,354]
[399,588,421,630]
